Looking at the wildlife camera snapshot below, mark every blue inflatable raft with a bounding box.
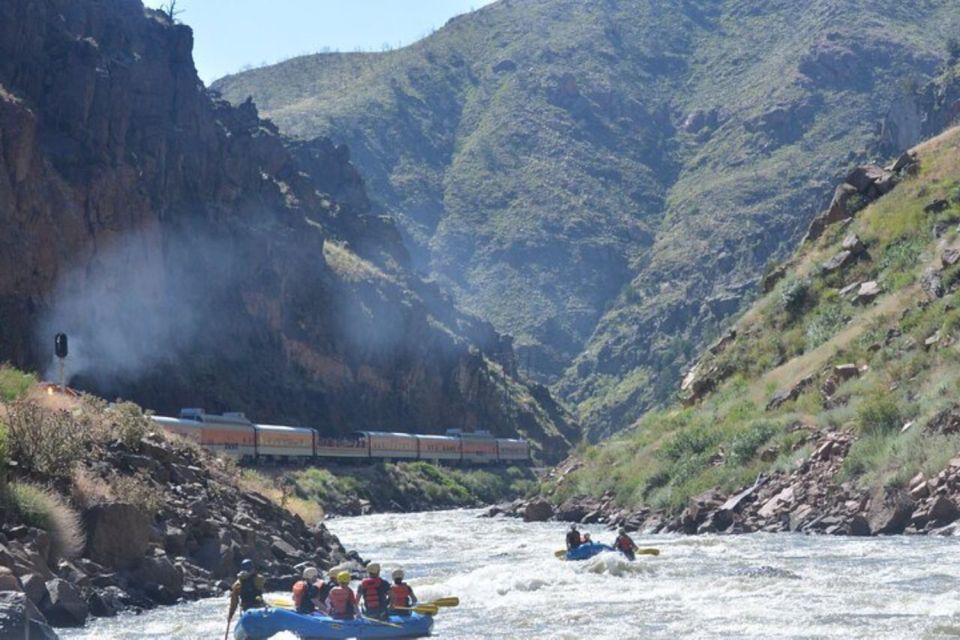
[564,542,614,561]
[235,608,434,640]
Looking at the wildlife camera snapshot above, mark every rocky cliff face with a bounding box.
[0,0,575,460]
[214,0,960,440]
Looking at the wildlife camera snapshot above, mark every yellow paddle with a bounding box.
[424,597,459,608]
[388,604,439,615]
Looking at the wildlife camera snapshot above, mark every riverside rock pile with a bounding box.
[0,433,358,632]
[498,427,960,538]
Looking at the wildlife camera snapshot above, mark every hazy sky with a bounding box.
[141,0,495,84]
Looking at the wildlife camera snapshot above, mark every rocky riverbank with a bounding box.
[0,390,361,637]
[262,462,537,517]
[493,426,960,538]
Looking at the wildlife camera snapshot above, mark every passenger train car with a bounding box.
[151,409,530,465]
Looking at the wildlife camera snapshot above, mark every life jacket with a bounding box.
[293,580,321,614]
[389,582,414,608]
[238,574,263,611]
[566,530,581,549]
[359,576,388,612]
[614,535,635,552]
[327,585,356,619]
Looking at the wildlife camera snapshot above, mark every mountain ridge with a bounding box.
[214,0,960,439]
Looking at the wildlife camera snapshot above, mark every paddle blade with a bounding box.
[554,549,567,559]
[429,597,460,607]
[265,597,293,609]
[412,604,440,615]
[636,548,660,556]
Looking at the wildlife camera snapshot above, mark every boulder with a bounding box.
[845,164,889,193]
[928,495,960,527]
[888,151,917,173]
[83,504,150,570]
[848,515,871,537]
[762,264,787,293]
[833,364,860,381]
[522,499,554,523]
[866,490,914,535]
[40,579,87,627]
[20,574,46,607]
[920,267,944,301]
[821,250,855,273]
[855,281,881,303]
[842,233,866,254]
[0,591,58,640]
[132,554,183,603]
[0,569,19,593]
[942,248,960,268]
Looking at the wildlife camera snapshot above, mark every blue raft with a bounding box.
[564,542,614,561]
[235,608,434,640]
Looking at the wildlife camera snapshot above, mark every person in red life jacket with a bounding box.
[357,563,391,619]
[292,566,324,614]
[566,524,581,550]
[613,527,638,561]
[326,571,358,620]
[387,569,417,616]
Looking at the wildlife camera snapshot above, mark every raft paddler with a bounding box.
[225,558,265,639]
[566,524,581,550]
[613,527,638,561]
[292,566,324,614]
[357,562,391,619]
[387,568,417,616]
[327,571,359,620]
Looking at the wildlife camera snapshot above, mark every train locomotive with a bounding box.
[151,409,530,465]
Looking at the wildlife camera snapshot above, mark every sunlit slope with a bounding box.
[551,125,960,513]
[215,0,960,440]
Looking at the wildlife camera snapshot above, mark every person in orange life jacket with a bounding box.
[316,567,339,607]
[613,527,638,561]
[357,563,391,619]
[566,524,581,550]
[227,558,265,627]
[387,569,417,616]
[326,571,359,620]
[292,566,324,614]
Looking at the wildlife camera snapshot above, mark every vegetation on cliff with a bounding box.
[215,0,960,440]
[0,0,575,462]
[542,123,960,535]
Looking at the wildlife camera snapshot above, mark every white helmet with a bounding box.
[303,566,318,581]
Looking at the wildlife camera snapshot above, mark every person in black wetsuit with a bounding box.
[566,524,581,550]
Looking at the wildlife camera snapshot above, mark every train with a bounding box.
[150,408,530,465]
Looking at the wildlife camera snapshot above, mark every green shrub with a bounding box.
[5,402,87,477]
[0,366,35,402]
[780,277,810,319]
[728,421,778,466]
[857,393,902,434]
[6,482,83,559]
[103,401,151,450]
[805,302,847,349]
[659,424,719,462]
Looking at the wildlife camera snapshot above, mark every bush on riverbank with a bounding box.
[5,481,84,559]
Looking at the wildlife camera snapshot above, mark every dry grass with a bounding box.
[323,240,394,284]
[70,467,114,508]
[7,482,84,559]
[240,469,324,525]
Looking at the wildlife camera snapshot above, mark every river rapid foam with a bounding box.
[62,509,960,639]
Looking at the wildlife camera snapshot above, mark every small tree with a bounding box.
[159,0,183,22]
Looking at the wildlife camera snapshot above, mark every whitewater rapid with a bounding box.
[61,509,960,639]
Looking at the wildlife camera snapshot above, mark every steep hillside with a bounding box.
[534,115,960,536]
[214,0,960,439]
[0,0,575,461]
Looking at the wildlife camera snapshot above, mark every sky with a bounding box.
[141,0,496,84]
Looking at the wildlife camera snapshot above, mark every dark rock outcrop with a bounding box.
[0,591,59,640]
[0,0,575,460]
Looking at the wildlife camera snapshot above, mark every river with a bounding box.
[60,509,960,639]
